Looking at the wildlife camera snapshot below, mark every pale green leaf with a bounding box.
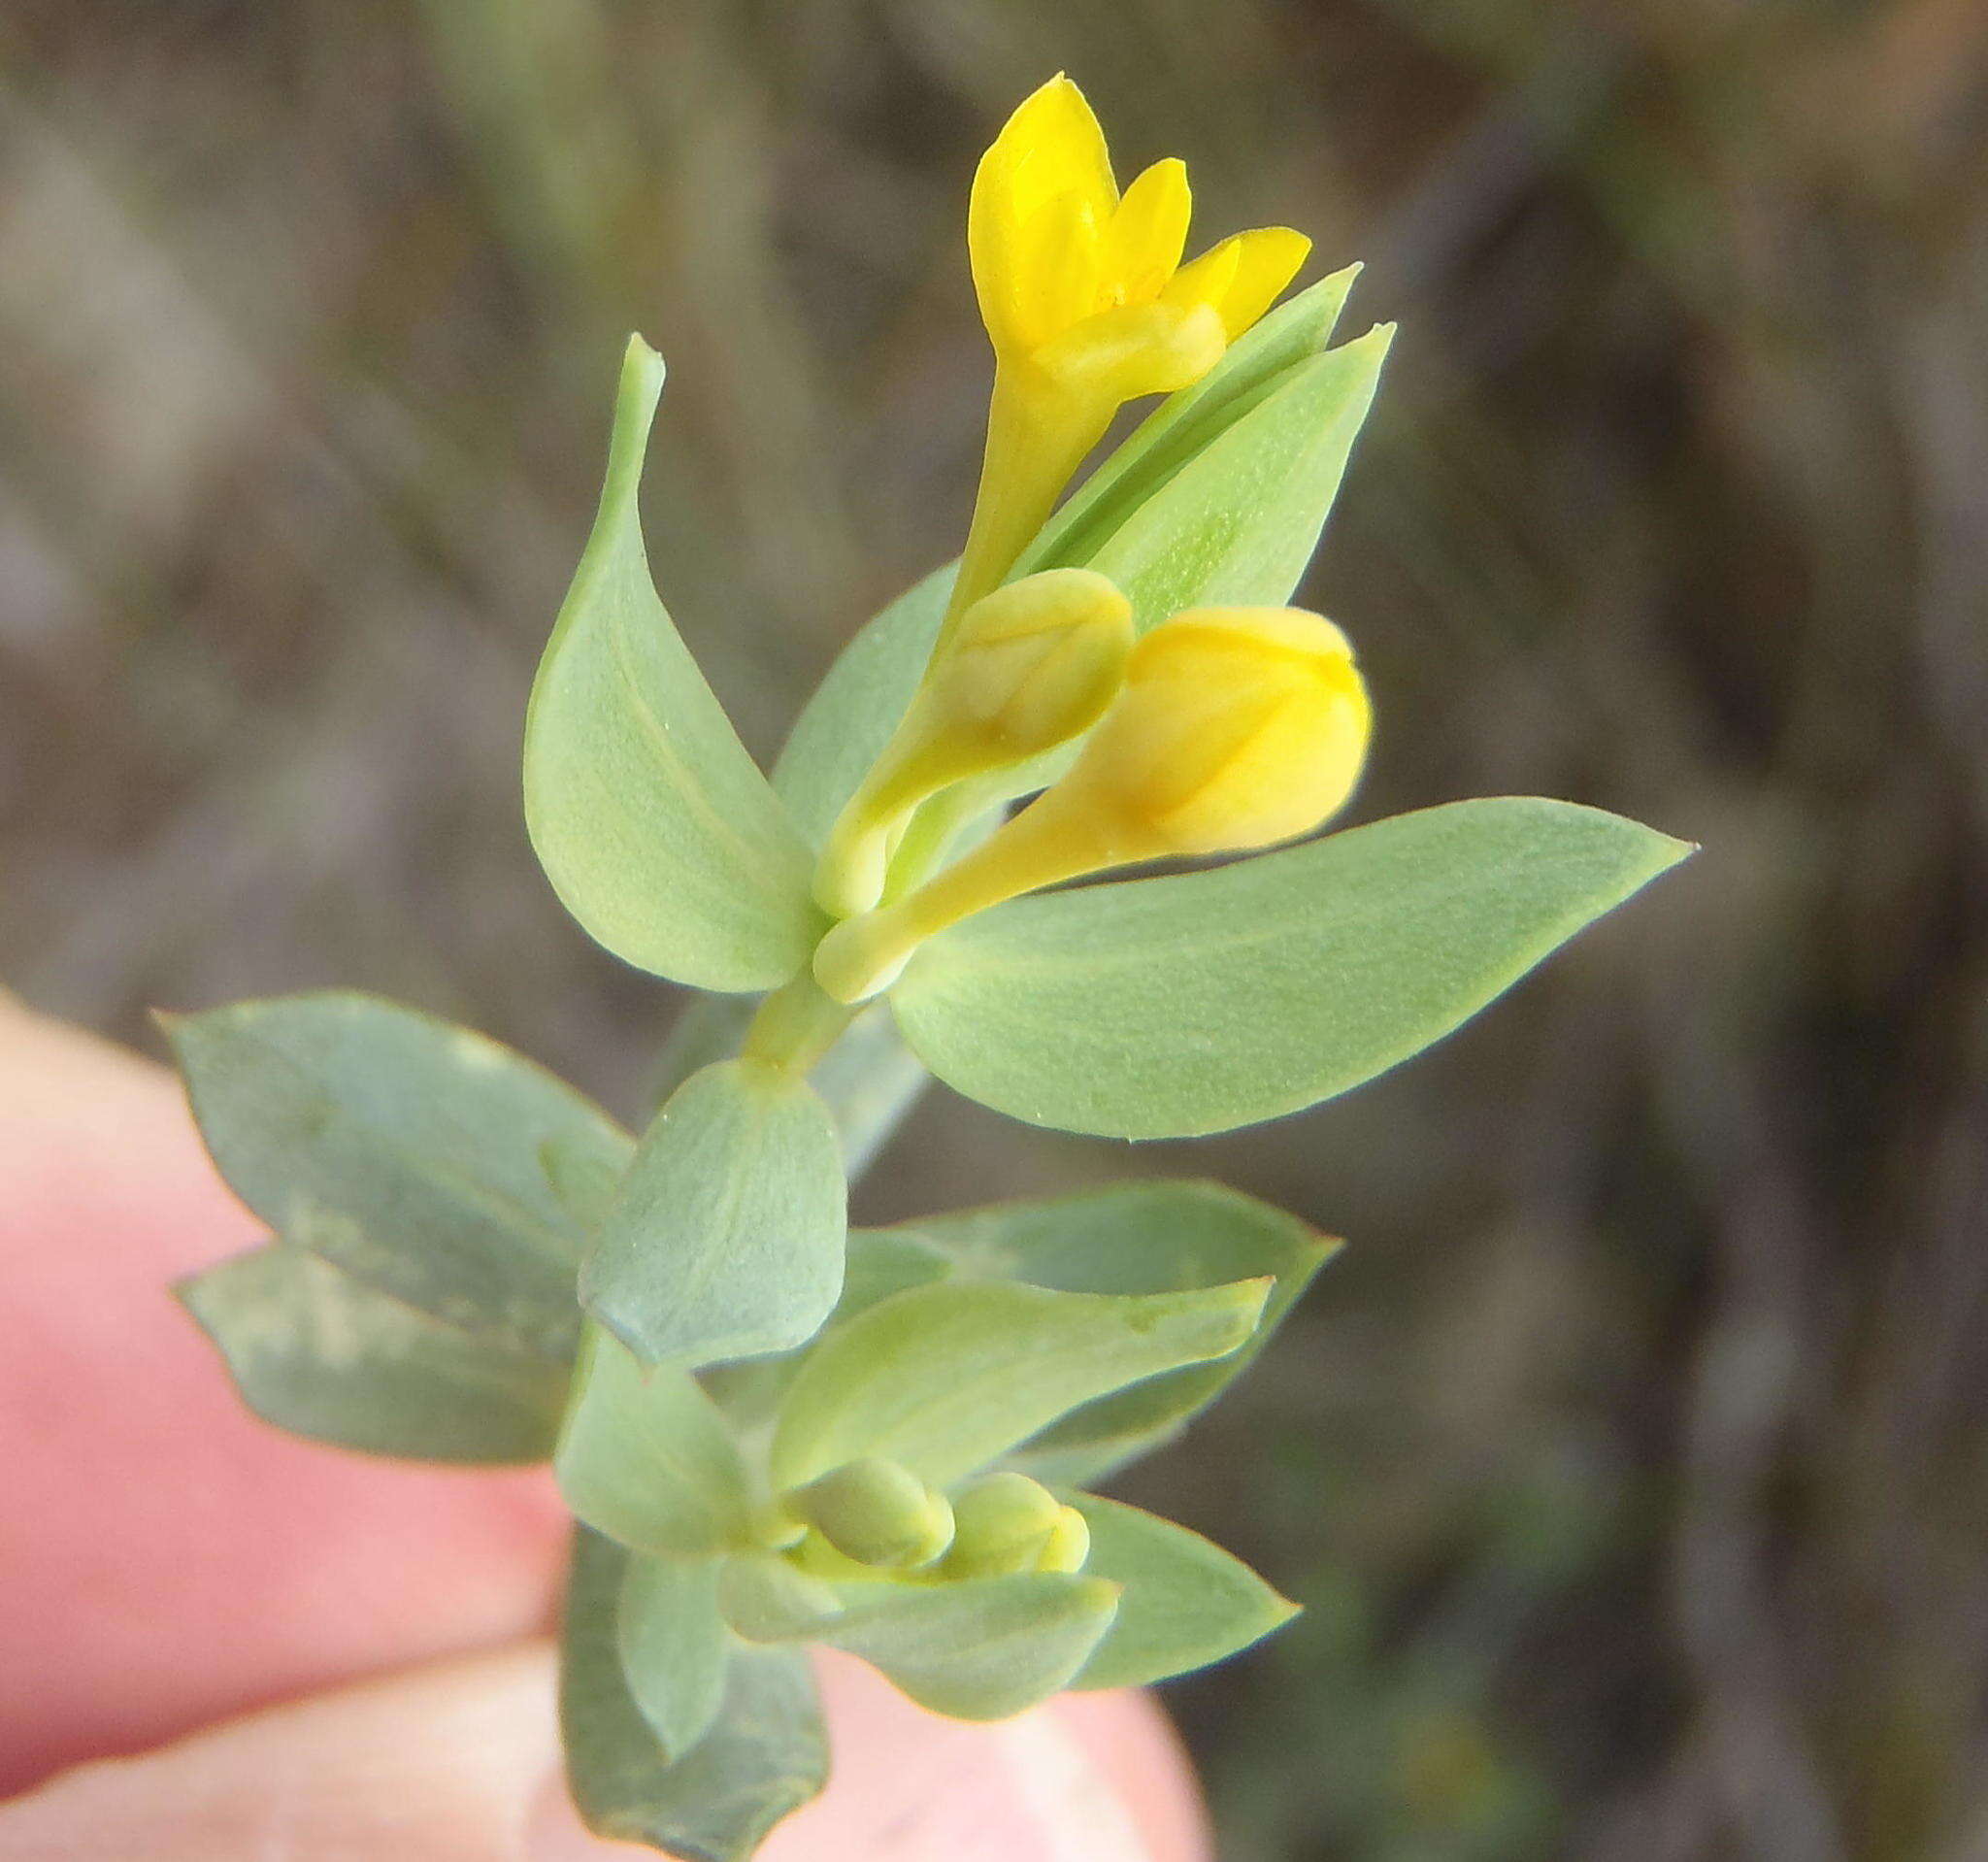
[771,563,953,848]
[818,1573,1121,1721]
[1083,321,1394,631]
[563,1529,828,1862]
[617,1554,731,1761]
[882,1182,1336,1486]
[716,1553,845,1644]
[1065,1495,1298,1690]
[768,1277,1270,1491]
[554,1326,751,1557]
[891,798,1693,1139]
[165,992,629,1361]
[177,1243,569,1464]
[1016,265,1361,582]
[698,1227,955,1431]
[524,336,821,990]
[581,1059,846,1367]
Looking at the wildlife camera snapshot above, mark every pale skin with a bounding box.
[0,996,1209,1860]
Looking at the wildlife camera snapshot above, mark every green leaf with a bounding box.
[1083,321,1394,631]
[563,1529,828,1862]
[617,1553,731,1762]
[581,1059,846,1367]
[817,1573,1120,1721]
[772,563,953,848]
[164,992,629,1361]
[892,798,1693,1140]
[716,1553,845,1643]
[176,1243,569,1463]
[524,336,821,990]
[699,1227,955,1431]
[883,1182,1337,1486]
[769,1277,1270,1492]
[1017,266,1361,582]
[554,1326,752,1557]
[1064,1495,1298,1690]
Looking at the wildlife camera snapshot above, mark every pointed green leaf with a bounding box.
[554,1326,751,1557]
[769,1277,1269,1492]
[699,1226,956,1431]
[818,1573,1120,1721]
[563,1529,828,1862]
[617,1553,731,1761]
[892,798,1693,1140]
[1084,321,1393,630]
[165,993,629,1361]
[176,1243,569,1463]
[1065,1495,1298,1690]
[581,1059,846,1367]
[525,337,821,990]
[1017,265,1361,582]
[772,563,954,848]
[882,1182,1337,1486]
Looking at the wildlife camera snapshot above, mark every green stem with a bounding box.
[741,972,856,1078]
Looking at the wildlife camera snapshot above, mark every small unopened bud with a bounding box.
[813,569,1133,919]
[941,1473,1090,1579]
[1070,608,1369,855]
[814,606,1370,1003]
[785,1455,955,1571]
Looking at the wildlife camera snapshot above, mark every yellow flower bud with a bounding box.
[813,607,1370,1004]
[813,569,1132,919]
[785,1456,956,1571]
[941,1473,1090,1579]
[1071,608,1370,855]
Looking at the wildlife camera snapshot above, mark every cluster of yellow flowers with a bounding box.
[811,76,1375,1006]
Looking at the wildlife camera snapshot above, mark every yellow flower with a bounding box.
[944,77,1312,642]
[971,75,1311,382]
[814,607,1371,1002]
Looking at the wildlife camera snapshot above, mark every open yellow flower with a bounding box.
[944,76,1312,641]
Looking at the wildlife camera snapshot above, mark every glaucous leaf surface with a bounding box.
[1065,1494,1298,1690]
[891,798,1692,1139]
[885,1182,1338,1486]
[617,1553,731,1762]
[716,1553,845,1644]
[582,1059,846,1367]
[1015,266,1360,582]
[564,1529,828,1862]
[768,1277,1270,1491]
[524,337,821,990]
[1083,321,1393,632]
[166,992,629,1360]
[771,563,954,849]
[816,1573,1121,1721]
[176,1242,570,1464]
[554,1327,751,1558]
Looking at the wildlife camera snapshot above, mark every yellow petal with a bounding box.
[1156,233,1241,318]
[1032,298,1226,405]
[1170,227,1311,340]
[1100,157,1192,307]
[1009,188,1103,354]
[970,76,1117,351]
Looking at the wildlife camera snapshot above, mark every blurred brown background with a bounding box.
[4,2,1985,1856]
